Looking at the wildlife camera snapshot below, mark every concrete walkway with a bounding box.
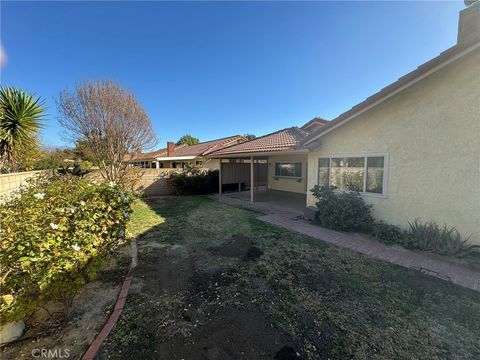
[258,212,480,292]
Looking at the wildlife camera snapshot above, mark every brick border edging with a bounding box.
[82,238,138,360]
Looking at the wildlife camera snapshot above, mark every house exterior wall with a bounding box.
[160,158,219,169]
[306,49,480,244]
[131,158,220,170]
[268,155,308,194]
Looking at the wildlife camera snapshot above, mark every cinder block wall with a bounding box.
[0,170,45,200]
[0,168,176,200]
[87,168,176,196]
[136,169,175,196]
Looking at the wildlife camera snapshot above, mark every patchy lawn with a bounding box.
[100,196,480,360]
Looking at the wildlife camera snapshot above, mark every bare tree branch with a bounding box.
[57,80,157,182]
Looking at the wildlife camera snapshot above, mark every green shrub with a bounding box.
[372,221,404,245]
[370,221,418,248]
[310,187,475,258]
[311,186,374,231]
[0,175,132,323]
[372,219,474,256]
[407,219,471,256]
[168,168,218,195]
[56,161,90,177]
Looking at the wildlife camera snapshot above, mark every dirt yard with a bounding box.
[98,196,480,360]
[1,247,131,360]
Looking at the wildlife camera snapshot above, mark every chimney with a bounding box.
[167,141,175,156]
[458,1,480,45]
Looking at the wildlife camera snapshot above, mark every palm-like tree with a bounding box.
[0,86,44,171]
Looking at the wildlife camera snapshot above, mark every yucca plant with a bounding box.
[0,86,44,171]
[407,219,472,256]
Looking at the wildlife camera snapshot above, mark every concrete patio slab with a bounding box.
[210,189,306,215]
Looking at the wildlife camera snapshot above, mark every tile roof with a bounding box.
[125,135,246,161]
[125,144,188,161]
[301,117,328,131]
[169,135,247,157]
[210,127,310,155]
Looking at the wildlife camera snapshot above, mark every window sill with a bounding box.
[360,192,387,199]
[274,176,303,180]
[332,189,387,199]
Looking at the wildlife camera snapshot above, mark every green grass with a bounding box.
[127,198,166,238]
[118,196,480,359]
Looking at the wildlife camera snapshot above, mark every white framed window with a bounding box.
[318,154,388,196]
[275,162,302,178]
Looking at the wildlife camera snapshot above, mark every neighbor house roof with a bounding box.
[126,135,247,162]
[125,144,188,162]
[165,135,247,157]
[302,15,480,146]
[210,127,310,156]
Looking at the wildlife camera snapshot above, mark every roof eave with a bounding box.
[155,155,197,161]
[207,148,309,158]
[303,40,480,146]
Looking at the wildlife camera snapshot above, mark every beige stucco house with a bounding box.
[210,3,480,244]
[303,2,480,244]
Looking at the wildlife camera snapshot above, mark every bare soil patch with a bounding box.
[1,247,131,360]
[210,234,264,261]
[101,223,299,359]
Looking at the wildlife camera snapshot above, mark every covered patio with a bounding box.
[220,189,307,215]
[215,153,308,215]
[207,126,317,215]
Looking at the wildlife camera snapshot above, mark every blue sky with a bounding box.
[1,1,464,149]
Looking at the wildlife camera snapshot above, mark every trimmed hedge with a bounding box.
[168,168,218,195]
[311,185,374,231]
[0,175,132,322]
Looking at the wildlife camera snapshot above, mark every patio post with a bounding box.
[250,156,254,202]
[218,159,222,195]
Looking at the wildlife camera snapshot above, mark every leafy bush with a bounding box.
[168,168,218,195]
[56,161,91,177]
[371,221,413,247]
[407,219,471,256]
[310,187,475,258]
[0,175,132,323]
[371,221,403,245]
[311,185,373,231]
[117,167,145,195]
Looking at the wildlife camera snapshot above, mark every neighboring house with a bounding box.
[126,135,247,169]
[211,3,480,244]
